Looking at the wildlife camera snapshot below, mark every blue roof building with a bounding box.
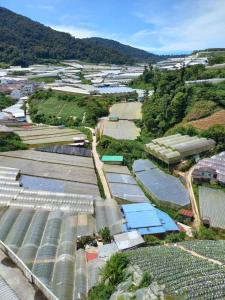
[121,203,179,236]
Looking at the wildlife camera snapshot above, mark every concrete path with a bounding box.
[186,167,201,229]
[86,127,111,199]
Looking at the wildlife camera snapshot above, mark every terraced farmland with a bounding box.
[180,241,225,264]
[190,110,225,130]
[128,245,225,300]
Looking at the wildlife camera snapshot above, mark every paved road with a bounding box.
[86,127,111,199]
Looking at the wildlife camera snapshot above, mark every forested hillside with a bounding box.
[0,7,160,66]
[138,65,225,151]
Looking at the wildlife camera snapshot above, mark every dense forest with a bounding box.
[0,7,161,66]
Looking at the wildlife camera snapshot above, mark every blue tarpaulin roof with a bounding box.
[122,203,179,235]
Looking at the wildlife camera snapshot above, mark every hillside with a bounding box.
[0,7,160,66]
[84,37,160,63]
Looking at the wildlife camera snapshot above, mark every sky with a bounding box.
[1,0,225,54]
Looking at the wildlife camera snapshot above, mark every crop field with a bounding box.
[33,96,85,119]
[109,101,142,120]
[180,241,225,264]
[128,245,225,300]
[199,186,225,229]
[99,119,140,140]
[190,110,225,130]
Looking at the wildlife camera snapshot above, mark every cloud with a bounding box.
[50,24,98,38]
[49,24,119,41]
[130,0,225,52]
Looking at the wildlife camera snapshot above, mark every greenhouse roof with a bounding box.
[133,161,190,207]
[145,134,215,164]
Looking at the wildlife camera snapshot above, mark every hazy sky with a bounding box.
[1,0,225,54]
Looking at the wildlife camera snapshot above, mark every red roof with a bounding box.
[179,209,194,218]
[86,252,98,262]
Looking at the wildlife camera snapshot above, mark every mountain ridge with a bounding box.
[0,7,160,66]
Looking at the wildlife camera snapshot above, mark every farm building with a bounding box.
[145,134,215,165]
[121,203,179,236]
[113,230,144,250]
[193,151,225,186]
[199,186,225,229]
[101,155,124,165]
[133,159,190,208]
[192,166,217,183]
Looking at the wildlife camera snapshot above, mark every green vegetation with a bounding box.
[97,135,147,169]
[88,253,129,300]
[28,89,122,127]
[0,62,10,68]
[0,133,28,152]
[29,76,59,83]
[9,70,27,76]
[99,227,111,244]
[0,93,14,110]
[138,65,225,137]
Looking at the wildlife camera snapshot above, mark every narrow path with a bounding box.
[25,101,32,124]
[86,127,111,199]
[186,167,201,229]
[176,244,223,266]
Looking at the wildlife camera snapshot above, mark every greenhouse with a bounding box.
[133,159,190,208]
[199,186,225,229]
[0,206,101,300]
[193,151,225,185]
[145,134,215,164]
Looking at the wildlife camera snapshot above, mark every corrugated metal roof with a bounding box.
[113,230,144,250]
[125,210,162,228]
[122,203,179,235]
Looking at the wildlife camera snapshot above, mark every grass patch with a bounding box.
[0,133,28,152]
[29,76,59,83]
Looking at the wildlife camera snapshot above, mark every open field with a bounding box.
[109,101,142,120]
[190,110,225,130]
[33,96,85,118]
[99,119,140,140]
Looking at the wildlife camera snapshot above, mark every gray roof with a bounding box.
[113,230,144,250]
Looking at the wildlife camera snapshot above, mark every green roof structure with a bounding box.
[101,155,124,164]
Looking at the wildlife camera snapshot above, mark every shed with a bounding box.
[101,155,124,165]
[113,230,144,250]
